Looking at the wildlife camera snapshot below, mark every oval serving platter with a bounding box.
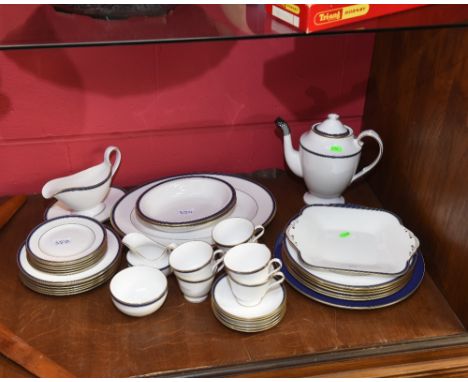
[111,173,276,245]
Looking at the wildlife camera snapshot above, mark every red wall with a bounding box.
[0,33,374,196]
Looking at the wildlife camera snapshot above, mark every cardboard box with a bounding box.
[265,4,425,33]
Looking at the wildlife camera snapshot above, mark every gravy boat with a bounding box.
[122,232,177,263]
[42,146,121,217]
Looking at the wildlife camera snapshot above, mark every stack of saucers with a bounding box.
[18,216,121,296]
[277,204,425,310]
[211,276,287,333]
[210,243,287,332]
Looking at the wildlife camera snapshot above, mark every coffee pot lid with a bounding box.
[313,113,350,137]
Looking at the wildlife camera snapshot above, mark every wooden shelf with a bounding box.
[0,170,466,377]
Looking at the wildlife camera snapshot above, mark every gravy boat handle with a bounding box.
[104,146,122,178]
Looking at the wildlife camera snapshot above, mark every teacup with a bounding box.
[175,273,216,303]
[228,272,285,307]
[224,243,282,285]
[169,240,224,282]
[212,217,265,251]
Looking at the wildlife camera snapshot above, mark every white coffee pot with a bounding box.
[276,113,383,205]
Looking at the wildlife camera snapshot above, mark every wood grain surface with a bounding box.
[0,195,26,230]
[0,171,465,377]
[234,340,468,378]
[363,28,468,326]
[0,354,33,378]
[0,321,75,377]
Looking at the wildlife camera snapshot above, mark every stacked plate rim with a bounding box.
[18,227,122,296]
[282,237,415,301]
[278,204,424,305]
[25,216,108,275]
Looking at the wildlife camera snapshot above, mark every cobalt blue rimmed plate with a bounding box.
[274,233,425,310]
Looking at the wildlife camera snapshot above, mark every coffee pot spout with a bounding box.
[275,117,303,178]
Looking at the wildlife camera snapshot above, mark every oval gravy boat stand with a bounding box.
[42,146,121,217]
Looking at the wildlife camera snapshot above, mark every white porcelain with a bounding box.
[175,274,215,303]
[213,275,285,320]
[136,175,236,232]
[111,174,276,245]
[276,114,383,204]
[18,228,120,284]
[42,146,121,216]
[126,250,172,276]
[26,216,106,263]
[122,232,176,262]
[286,205,420,275]
[228,272,285,307]
[111,291,168,317]
[169,241,224,281]
[212,217,265,251]
[223,243,282,285]
[45,187,125,223]
[110,266,168,317]
[284,238,403,287]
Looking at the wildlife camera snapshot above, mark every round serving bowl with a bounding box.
[136,175,236,232]
[110,266,168,317]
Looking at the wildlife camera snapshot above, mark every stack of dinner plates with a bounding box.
[18,216,121,296]
[211,275,286,333]
[277,204,425,310]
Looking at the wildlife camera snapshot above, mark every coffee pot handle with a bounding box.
[351,130,383,183]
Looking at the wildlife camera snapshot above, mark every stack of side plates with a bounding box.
[211,275,286,333]
[277,205,425,310]
[25,216,108,275]
[18,225,121,296]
